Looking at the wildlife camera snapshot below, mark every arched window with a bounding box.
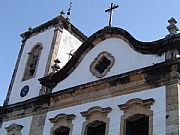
[22,44,42,81]
[125,114,149,135]
[118,98,154,135]
[54,126,70,135]
[81,106,112,135]
[86,120,106,135]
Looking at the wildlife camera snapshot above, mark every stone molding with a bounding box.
[81,106,112,135]
[118,98,155,111]
[49,113,76,123]
[49,113,75,135]
[6,123,23,135]
[43,25,62,77]
[1,58,180,122]
[39,27,180,88]
[20,15,87,43]
[90,51,115,78]
[40,24,63,95]
[5,123,23,131]
[118,98,154,135]
[81,106,112,118]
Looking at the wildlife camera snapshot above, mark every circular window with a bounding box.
[20,85,29,97]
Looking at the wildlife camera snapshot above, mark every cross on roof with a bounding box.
[105,3,119,27]
[66,2,72,21]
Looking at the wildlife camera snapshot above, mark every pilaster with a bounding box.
[39,24,63,95]
[29,113,47,135]
[166,83,180,135]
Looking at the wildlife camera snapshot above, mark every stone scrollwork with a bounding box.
[118,98,155,135]
[81,106,112,135]
[49,113,76,135]
[5,123,23,135]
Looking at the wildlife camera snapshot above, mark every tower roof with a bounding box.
[20,15,88,43]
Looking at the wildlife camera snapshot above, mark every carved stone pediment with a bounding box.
[118,98,155,113]
[49,113,75,124]
[81,106,112,118]
[118,98,155,135]
[5,123,23,132]
[49,113,76,135]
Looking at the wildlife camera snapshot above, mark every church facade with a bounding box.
[0,14,180,135]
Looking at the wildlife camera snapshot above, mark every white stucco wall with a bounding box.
[57,29,82,68]
[0,116,32,135]
[53,38,164,92]
[43,87,166,135]
[8,28,55,104]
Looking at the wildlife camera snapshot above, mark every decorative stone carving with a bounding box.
[90,51,115,78]
[49,113,75,135]
[5,123,23,135]
[81,106,112,135]
[81,106,112,118]
[118,98,154,135]
[51,58,61,73]
[167,17,179,36]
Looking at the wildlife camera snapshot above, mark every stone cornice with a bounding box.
[20,15,87,43]
[80,106,112,117]
[39,27,180,88]
[1,58,180,122]
[0,94,50,121]
[5,123,23,131]
[118,98,155,111]
[49,113,75,123]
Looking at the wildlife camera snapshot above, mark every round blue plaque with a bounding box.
[20,85,29,97]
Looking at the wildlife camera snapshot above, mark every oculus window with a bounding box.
[90,51,115,78]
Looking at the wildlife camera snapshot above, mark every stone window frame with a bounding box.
[5,123,23,135]
[22,42,43,81]
[49,113,76,135]
[80,106,112,135]
[90,51,115,78]
[118,98,155,135]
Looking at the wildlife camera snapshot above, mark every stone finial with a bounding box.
[54,58,60,64]
[51,58,61,73]
[28,26,33,32]
[167,17,179,36]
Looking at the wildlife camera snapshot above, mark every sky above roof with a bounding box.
[0,0,180,106]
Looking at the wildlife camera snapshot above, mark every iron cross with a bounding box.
[105,3,119,27]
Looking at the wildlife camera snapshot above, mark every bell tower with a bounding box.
[4,15,87,105]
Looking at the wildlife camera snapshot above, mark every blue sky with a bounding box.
[0,0,180,106]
